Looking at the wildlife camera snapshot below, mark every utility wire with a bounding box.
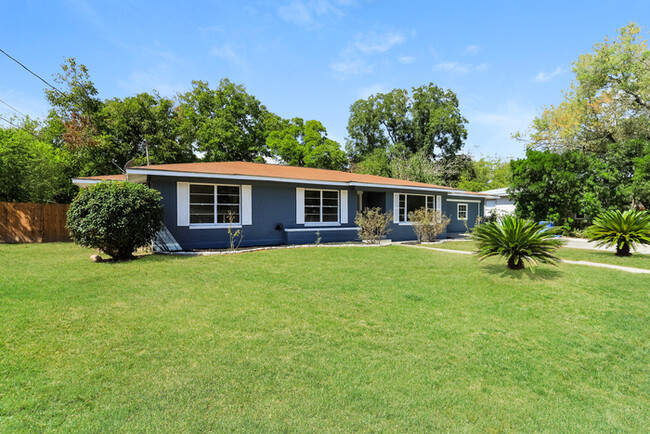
[0,115,40,139]
[0,97,28,119]
[0,48,64,95]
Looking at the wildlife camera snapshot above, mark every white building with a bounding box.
[481,187,515,216]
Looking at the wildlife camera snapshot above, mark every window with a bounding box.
[457,203,468,221]
[189,184,240,225]
[396,194,435,223]
[304,189,339,223]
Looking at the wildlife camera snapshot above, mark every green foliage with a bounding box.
[355,207,392,243]
[66,182,163,260]
[0,128,73,203]
[585,209,650,256]
[346,83,467,162]
[509,149,625,226]
[521,23,650,153]
[456,156,512,192]
[177,79,271,162]
[471,216,563,269]
[408,208,450,242]
[45,57,103,119]
[267,118,346,170]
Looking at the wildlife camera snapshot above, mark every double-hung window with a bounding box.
[457,203,468,221]
[396,193,435,223]
[189,184,240,225]
[304,189,339,223]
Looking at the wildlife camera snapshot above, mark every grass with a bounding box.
[1,243,649,431]
[435,240,650,269]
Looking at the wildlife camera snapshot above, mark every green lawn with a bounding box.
[434,240,650,269]
[1,243,649,431]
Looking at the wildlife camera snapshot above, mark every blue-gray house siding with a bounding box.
[149,174,484,250]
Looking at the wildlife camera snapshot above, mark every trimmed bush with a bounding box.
[355,207,392,244]
[585,209,650,256]
[471,216,563,270]
[408,208,450,242]
[67,181,163,260]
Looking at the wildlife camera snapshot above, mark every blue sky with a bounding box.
[1,1,649,159]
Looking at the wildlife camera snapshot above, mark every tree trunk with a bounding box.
[615,243,631,257]
[507,257,525,270]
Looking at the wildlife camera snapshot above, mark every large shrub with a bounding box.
[585,209,650,256]
[471,216,563,270]
[355,207,392,244]
[408,208,450,242]
[67,181,163,260]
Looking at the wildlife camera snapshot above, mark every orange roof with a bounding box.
[129,161,460,190]
[75,174,126,181]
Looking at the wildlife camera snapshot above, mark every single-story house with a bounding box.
[481,187,515,217]
[73,162,494,251]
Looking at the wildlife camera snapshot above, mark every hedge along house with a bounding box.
[73,162,493,251]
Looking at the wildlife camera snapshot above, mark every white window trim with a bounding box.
[457,203,468,221]
[189,182,241,227]
[396,193,436,225]
[303,188,340,225]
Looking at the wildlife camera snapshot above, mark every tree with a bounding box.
[456,156,512,192]
[520,23,650,153]
[346,83,467,162]
[177,79,272,162]
[99,93,195,166]
[0,127,71,203]
[472,216,563,270]
[66,182,163,260]
[267,118,346,170]
[509,150,620,226]
[585,209,650,256]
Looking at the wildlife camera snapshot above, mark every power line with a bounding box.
[0,48,64,95]
[0,97,27,119]
[0,115,40,139]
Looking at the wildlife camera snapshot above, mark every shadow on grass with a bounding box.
[479,263,563,280]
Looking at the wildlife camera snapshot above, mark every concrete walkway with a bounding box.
[562,237,650,254]
[401,243,650,275]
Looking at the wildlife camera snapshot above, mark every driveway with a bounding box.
[562,237,650,254]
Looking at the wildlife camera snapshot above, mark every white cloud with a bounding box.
[118,66,186,98]
[330,29,407,79]
[534,67,562,82]
[357,83,388,99]
[277,0,349,28]
[399,55,416,64]
[465,45,481,55]
[434,62,470,74]
[330,58,373,77]
[465,100,536,159]
[354,31,406,53]
[212,43,239,61]
[434,61,489,75]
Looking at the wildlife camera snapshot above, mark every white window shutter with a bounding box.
[340,190,348,224]
[436,195,442,223]
[177,182,190,226]
[393,193,400,222]
[296,188,305,224]
[241,185,252,225]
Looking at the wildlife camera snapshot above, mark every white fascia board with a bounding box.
[127,168,349,187]
[348,182,458,194]
[448,193,496,199]
[447,198,483,204]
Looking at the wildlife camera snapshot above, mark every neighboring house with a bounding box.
[481,187,515,216]
[73,162,494,251]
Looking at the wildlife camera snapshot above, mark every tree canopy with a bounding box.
[267,118,346,170]
[346,83,467,162]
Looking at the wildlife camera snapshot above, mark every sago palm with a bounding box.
[471,216,563,270]
[585,209,650,256]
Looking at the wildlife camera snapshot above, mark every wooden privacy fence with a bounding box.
[0,202,71,243]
